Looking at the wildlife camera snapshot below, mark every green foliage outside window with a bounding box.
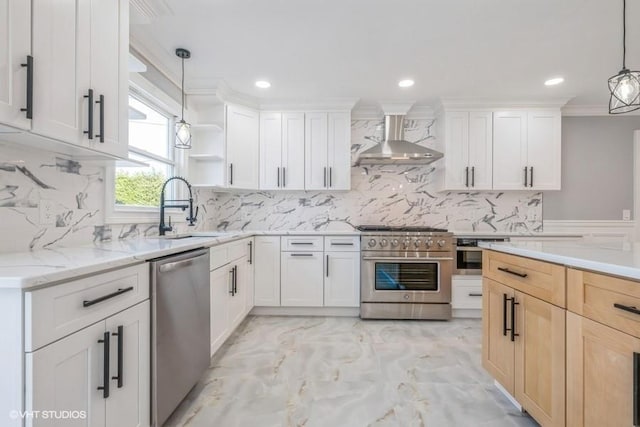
[115,170,165,206]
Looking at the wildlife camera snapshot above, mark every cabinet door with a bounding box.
[281,113,306,190]
[527,110,561,190]
[105,301,150,427]
[468,112,493,190]
[0,0,31,130]
[567,312,640,427]
[324,251,360,307]
[228,258,248,329]
[514,291,565,427]
[327,112,351,190]
[226,104,259,189]
[281,252,324,306]
[304,112,328,190]
[26,321,106,427]
[492,111,527,190]
[259,112,283,190]
[443,112,470,190]
[482,278,515,394]
[254,236,281,306]
[210,265,231,356]
[32,0,91,145]
[89,0,128,157]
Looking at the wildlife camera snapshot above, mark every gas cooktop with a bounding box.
[356,225,449,233]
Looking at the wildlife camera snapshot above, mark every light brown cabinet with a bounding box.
[482,250,566,427]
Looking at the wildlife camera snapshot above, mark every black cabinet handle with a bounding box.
[529,166,534,188]
[20,55,33,119]
[248,241,253,264]
[84,89,94,140]
[233,266,238,294]
[229,163,233,185]
[291,242,314,245]
[523,166,528,187]
[277,167,280,187]
[330,242,354,246]
[510,297,519,342]
[468,292,482,297]
[634,352,640,426]
[465,166,469,187]
[614,303,640,316]
[111,325,123,388]
[323,167,327,187]
[497,266,528,278]
[291,253,313,257]
[229,267,235,295]
[95,94,104,142]
[503,293,509,336]
[97,332,110,398]
[83,286,134,307]
[282,167,286,187]
[471,166,475,187]
[329,167,333,187]
[326,254,329,277]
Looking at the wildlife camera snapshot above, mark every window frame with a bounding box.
[104,75,187,224]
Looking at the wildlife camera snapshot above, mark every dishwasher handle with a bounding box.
[159,252,208,273]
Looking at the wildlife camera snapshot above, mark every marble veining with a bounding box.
[165,316,538,427]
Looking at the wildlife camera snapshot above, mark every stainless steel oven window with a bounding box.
[374,262,440,291]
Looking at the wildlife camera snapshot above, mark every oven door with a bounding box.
[361,256,452,303]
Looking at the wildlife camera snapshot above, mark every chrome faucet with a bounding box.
[159,176,198,236]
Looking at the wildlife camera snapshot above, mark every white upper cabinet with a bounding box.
[31,0,128,157]
[226,104,260,189]
[0,0,31,130]
[493,110,561,190]
[259,112,305,190]
[441,111,493,190]
[305,112,351,191]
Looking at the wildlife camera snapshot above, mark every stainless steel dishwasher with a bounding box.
[150,248,210,427]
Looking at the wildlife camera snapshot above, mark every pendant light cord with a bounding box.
[181,57,185,120]
[623,0,627,69]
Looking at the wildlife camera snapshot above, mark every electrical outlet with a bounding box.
[39,200,56,225]
[623,209,631,221]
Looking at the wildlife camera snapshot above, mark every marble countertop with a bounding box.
[480,239,640,281]
[0,230,361,289]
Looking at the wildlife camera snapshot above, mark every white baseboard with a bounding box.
[494,380,523,412]
[543,220,635,239]
[250,306,360,317]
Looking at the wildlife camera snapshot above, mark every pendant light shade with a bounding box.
[609,0,640,114]
[175,48,192,148]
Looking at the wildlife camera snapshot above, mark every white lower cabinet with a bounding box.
[210,265,231,356]
[254,236,281,306]
[228,255,249,329]
[452,276,483,317]
[324,251,360,307]
[281,251,324,306]
[26,300,150,427]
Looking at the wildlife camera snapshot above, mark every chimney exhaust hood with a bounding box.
[356,115,443,165]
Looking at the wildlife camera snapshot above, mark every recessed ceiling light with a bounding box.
[398,79,415,88]
[255,80,271,89]
[544,77,564,86]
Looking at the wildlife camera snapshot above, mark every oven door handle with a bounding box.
[361,256,453,261]
[456,247,484,252]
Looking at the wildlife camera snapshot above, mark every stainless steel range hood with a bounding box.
[356,115,443,165]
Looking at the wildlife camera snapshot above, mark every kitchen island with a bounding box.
[480,239,640,427]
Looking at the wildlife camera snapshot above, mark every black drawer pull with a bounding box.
[330,242,354,246]
[291,253,313,257]
[111,325,123,388]
[614,303,640,316]
[497,267,528,278]
[291,242,314,245]
[468,292,483,297]
[97,332,110,398]
[83,286,134,307]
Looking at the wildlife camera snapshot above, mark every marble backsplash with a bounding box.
[199,119,542,233]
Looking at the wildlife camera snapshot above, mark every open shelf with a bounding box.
[188,154,224,161]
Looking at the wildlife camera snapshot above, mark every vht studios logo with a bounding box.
[9,410,87,420]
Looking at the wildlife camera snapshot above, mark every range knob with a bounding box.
[426,239,434,248]
[380,239,389,247]
[368,238,377,248]
[437,239,447,248]
[414,239,422,248]
[391,239,399,247]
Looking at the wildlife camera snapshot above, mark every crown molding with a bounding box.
[259,98,358,112]
[129,38,181,88]
[215,81,260,109]
[438,97,573,110]
[561,104,640,116]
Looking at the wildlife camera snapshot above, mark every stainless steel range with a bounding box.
[357,225,454,320]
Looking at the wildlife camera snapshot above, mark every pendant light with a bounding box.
[175,48,192,148]
[608,0,640,114]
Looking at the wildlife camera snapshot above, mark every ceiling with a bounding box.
[130,0,640,109]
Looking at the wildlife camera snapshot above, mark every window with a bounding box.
[114,95,175,209]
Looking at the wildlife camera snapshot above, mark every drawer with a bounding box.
[483,250,566,307]
[25,263,149,351]
[282,236,323,252]
[227,238,252,261]
[324,235,360,252]
[568,268,640,338]
[210,245,229,270]
[452,277,483,310]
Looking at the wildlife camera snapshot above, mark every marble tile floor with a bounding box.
[165,316,539,427]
